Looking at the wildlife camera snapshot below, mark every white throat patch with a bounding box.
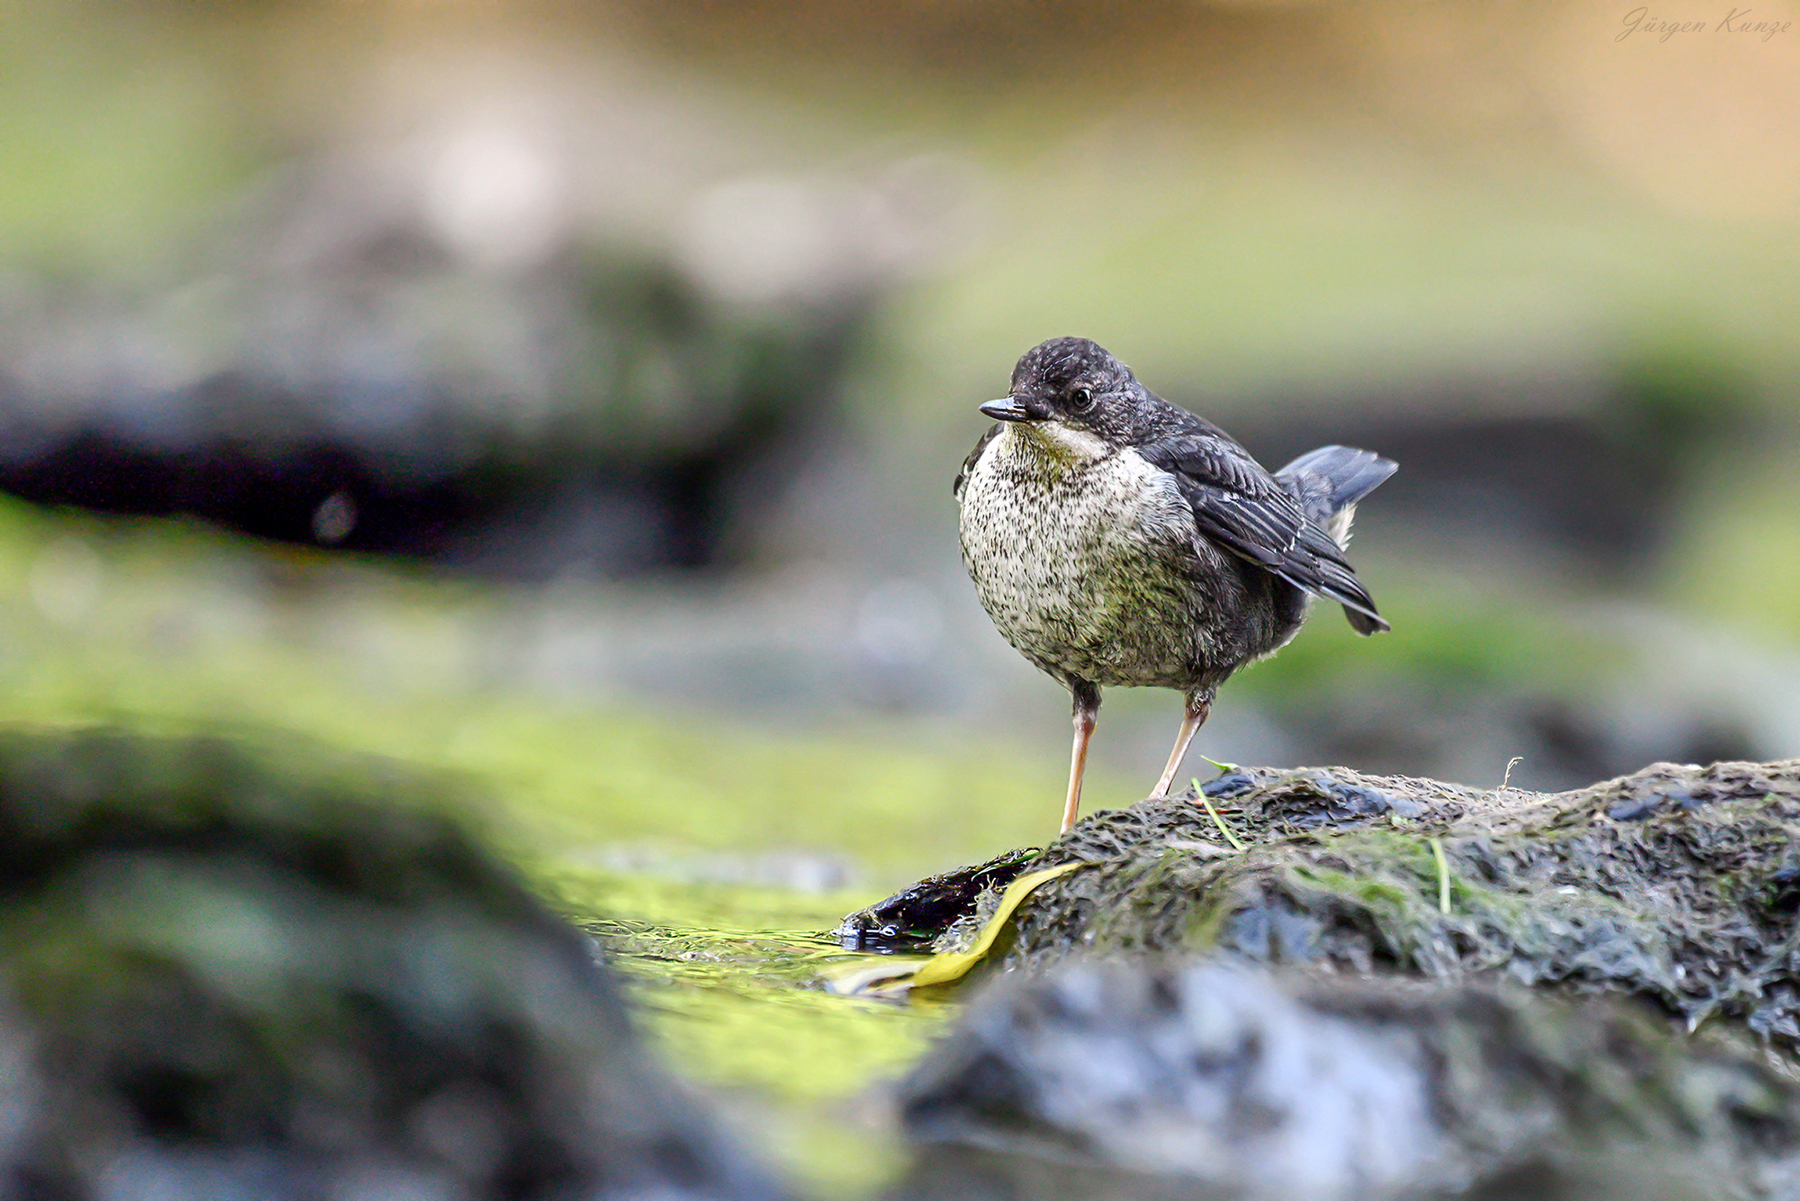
[1008,420,1112,465]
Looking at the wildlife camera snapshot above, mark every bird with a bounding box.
[955,336,1395,835]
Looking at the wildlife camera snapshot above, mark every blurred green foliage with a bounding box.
[0,496,1081,880]
[0,6,264,276]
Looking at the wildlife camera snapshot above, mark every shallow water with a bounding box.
[534,862,951,1195]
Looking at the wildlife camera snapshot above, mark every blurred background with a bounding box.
[4,0,1800,879]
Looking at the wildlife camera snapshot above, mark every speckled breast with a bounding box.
[958,434,1215,690]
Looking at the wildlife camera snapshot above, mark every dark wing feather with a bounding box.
[1137,434,1389,634]
[954,423,1004,499]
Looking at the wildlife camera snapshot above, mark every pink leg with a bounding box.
[1061,683,1101,834]
[1151,695,1212,798]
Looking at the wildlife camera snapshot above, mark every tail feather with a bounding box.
[1274,445,1396,636]
[1275,445,1396,527]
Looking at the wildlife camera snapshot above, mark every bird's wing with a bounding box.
[954,424,1004,500]
[1137,434,1389,634]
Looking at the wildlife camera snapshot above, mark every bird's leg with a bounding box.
[1150,693,1212,798]
[1061,681,1101,835]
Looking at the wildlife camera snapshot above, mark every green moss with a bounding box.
[1291,859,1418,914]
[0,496,1083,883]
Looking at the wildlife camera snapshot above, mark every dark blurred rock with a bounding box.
[1237,345,1750,578]
[1303,412,1675,566]
[896,962,1799,1201]
[0,158,885,578]
[0,726,786,1201]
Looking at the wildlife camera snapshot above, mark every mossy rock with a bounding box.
[897,760,1800,1048]
[0,724,785,1201]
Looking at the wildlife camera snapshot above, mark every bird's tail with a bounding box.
[1275,445,1397,635]
[1275,445,1396,531]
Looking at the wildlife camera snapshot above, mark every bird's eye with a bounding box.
[1070,387,1095,412]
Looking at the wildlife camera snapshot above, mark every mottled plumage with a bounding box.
[956,337,1394,833]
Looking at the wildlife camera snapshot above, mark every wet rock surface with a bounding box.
[836,847,1039,952]
[895,760,1800,1049]
[895,962,1797,1201]
[0,726,784,1201]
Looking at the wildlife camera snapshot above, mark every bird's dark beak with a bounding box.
[980,396,1037,422]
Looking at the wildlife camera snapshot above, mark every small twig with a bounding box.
[1194,780,1247,852]
[1501,756,1523,791]
[1429,835,1452,916]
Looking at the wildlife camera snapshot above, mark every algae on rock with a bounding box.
[886,760,1800,1048]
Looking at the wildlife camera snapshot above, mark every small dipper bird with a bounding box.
[956,337,1394,834]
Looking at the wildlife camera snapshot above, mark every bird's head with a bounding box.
[981,337,1144,456]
